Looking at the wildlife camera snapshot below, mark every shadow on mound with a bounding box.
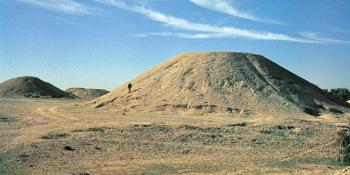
[0,76,76,99]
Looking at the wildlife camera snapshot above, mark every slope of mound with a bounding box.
[0,76,75,98]
[333,167,350,175]
[91,52,349,115]
[347,100,350,104]
[66,88,109,99]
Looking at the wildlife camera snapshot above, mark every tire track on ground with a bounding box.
[7,107,78,149]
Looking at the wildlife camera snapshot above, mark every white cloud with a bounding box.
[131,6,319,43]
[92,0,128,9]
[92,0,347,44]
[18,0,94,15]
[189,0,285,25]
[135,32,227,39]
[190,0,258,22]
[300,32,350,44]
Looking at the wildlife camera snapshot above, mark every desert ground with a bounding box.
[1,98,349,175]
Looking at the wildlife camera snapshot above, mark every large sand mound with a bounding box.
[66,88,109,99]
[0,76,74,98]
[91,52,349,115]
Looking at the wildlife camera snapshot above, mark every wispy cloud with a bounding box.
[189,0,286,25]
[300,32,350,44]
[94,0,320,43]
[135,32,227,39]
[18,0,95,15]
[92,0,128,9]
[91,0,348,44]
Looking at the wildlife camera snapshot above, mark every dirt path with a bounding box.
[6,106,78,149]
[36,106,78,121]
[281,139,337,162]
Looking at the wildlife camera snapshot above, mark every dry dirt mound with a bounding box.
[91,52,349,115]
[0,76,75,98]
[66,88,109,99]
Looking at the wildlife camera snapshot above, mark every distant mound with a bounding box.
[66,88,109,99]
[348,100,350,104]
[91,52,349,115]
[0,76,75,98]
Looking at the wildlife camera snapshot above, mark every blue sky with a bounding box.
[1,0,349,90]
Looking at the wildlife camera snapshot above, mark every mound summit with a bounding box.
[0,76,74,98]
[66,88,109,99]
[91,52,349,115]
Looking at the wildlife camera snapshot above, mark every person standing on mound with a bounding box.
[128,82,132,93]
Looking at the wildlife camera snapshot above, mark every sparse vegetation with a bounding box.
[41,132,70,139]
[0,116,9,122]
[324,88,350,102]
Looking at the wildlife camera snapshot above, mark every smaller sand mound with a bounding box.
[0,76,75,98]
[347,100,350,104]
[66,88,109,99]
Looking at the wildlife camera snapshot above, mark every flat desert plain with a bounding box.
[1,98,349,175]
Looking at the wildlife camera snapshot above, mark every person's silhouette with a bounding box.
[128,82,132,93]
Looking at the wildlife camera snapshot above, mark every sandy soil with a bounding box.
[1,98,350,175]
